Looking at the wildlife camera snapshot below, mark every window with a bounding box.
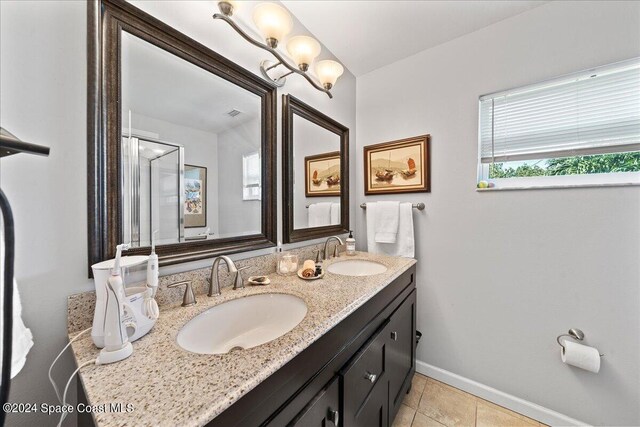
[478,58,640,189]
[242,152,261,200]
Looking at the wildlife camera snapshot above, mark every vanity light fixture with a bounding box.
[252,3,293,48]
[315,60,344,91]
[213,1,343,98]
[217,0,237,17]
[286,36,321,72]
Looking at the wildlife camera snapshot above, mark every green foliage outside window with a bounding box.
[489,152,640,179]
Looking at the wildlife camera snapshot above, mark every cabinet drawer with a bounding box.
[288,376,340,427]
[340,319,389,421]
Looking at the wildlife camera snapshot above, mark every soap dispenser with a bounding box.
[346,230,356,256]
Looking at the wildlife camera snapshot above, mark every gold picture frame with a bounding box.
[364,135,430,195]
[184,164,207,228]
[305,151,341,197]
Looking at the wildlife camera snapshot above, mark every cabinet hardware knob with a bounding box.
[391,331,398,340]
[364,371,377,383]
[328,408,339,426]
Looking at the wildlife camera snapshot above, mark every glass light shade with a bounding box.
[315,60,344,90]
[252,3,293,47]
[286,36,321,71]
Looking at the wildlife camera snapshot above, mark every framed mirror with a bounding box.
[282,95,349,243]
[88,0,276,268]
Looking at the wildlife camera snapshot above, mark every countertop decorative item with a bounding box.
[277,253,298,276]
[300,260,316,278]
[364,135,431,195]
[248,276,271,286]
[297,268,324,281]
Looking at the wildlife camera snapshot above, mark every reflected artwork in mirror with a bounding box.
[88,0,276,269]
[282,95,349,243]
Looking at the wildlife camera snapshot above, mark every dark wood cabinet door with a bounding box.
[341,321,389,427]
[349,374,388,427]
[289,376,340,427]
[387,289,417,422]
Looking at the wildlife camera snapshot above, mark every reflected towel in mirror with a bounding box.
[330,203,341,225]
[308,203,332,227]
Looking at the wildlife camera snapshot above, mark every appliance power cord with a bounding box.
[0,189,15,427]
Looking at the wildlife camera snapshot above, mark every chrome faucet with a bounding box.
[207,256,240,296]
[323,236,344,260]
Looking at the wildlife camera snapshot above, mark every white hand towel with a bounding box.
[0,231,34,380]
[330,202,341,225]
[367,202,414,258]
[7,281,33,378]
[308,202,332,227]
[374,201,400,243]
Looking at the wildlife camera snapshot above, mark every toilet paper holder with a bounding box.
[556,328,604,357]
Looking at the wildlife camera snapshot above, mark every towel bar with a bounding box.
[360,202,425,211]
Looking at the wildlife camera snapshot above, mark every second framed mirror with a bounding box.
[282,95,349,243]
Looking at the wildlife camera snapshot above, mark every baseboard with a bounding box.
[416,361,588,427]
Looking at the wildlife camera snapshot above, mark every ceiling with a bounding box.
[121,30,261,135]
[282,1,548,76]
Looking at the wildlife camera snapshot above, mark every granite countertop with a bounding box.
[69,252,416,427]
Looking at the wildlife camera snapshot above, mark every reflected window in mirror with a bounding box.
[121,31,262,247]
[242,152,261,201]
[283,95,349,243]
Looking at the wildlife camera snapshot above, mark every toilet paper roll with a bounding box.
[561,340,601,373]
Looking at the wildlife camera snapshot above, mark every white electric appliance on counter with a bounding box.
[91,244,159,349]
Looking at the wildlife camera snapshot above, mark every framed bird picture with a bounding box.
[364,135,430,195]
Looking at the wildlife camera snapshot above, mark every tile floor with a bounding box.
[393,374,546,427]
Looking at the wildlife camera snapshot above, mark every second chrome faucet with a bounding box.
[322,236,344,261]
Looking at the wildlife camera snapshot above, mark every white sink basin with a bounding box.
[176,294,307,354]
[327,259,388,276]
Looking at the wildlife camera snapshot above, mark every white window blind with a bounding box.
[242,152,261,201]
[479,58,640,164]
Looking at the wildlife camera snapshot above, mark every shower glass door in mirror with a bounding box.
[121,31,263,247]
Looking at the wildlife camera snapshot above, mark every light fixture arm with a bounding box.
[277,70,295,81]
[212,13,333,99]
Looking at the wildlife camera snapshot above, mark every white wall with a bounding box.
[0,2,89,425]
[0,1,356,425]
[355,2,640,425]
[217,118,262,236]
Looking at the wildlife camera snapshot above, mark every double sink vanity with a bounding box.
[71,251,417,426]
[76,1,418,425]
